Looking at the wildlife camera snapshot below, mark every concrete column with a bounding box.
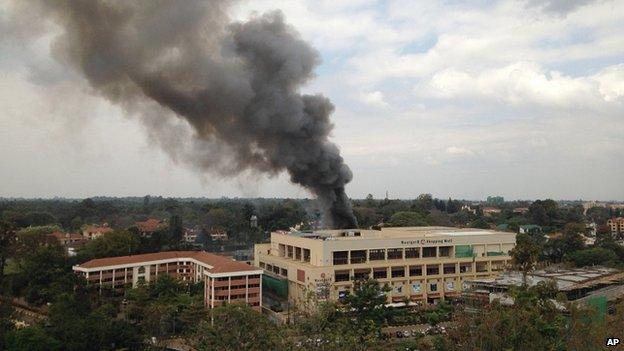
[228,276,231,302]
[245,275,249,303]
[259,274,263,308]
[211,278,215,309]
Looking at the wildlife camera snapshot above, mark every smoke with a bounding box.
[13,0,357,228]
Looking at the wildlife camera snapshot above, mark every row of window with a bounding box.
[215,293,251,301]
[333,246,454,265]
[259,262,288,278]
[213,283,260,291]
[334,262,502,282]
[277,244,311,262]
[214,275,261,282]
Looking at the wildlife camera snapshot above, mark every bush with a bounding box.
[565,247,617,267]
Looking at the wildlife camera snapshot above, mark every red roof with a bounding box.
[76,251,255,274]
[136,219,165,233]
[83,225,113,234]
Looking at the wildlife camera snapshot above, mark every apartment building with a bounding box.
[254,227,515,310]
[607,218,624,235]
[73,251,263,310]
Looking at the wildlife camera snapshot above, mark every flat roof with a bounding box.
[75,250,256,273]
[281,226,511,241]
[467,266,622,291]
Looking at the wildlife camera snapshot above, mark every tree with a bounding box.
[0,221,16,287]
[564,248,617,267]
[78,230,140,260]
[191,304,286,351]
[510,233,540,284]
[4,327,61,351]
[388,212,427,227]
[412,194,434,215]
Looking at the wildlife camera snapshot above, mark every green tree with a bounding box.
[78,230,140,260]
[388,212,427,227]
[0,221,16,287]
[565,247,617,267]
[510,233,540,284]
[4,326,61,351]
[191,304,286,351]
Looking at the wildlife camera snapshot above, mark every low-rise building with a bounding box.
[519,224,542,235]
[465,266,624,311]
[512,207,529,215]
[482,207,501,216]
[209,229,228,241]
[136,218,167,237]
[48,231,86,246]
[73,251,263,310]
[607,217,624,235]
[254,226,515,311]
[82,224,113,240]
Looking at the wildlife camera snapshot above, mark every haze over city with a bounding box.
[1,0,623,201]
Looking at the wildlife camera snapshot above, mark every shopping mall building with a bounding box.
[254,227,515,310]
[73,251,263,310]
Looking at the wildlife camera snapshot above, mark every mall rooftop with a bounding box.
[281,226,510,241]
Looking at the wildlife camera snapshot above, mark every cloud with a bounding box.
[358,90,389,108]
[525,0,597,15]
[422,62,624,108]
[445,146,475,156]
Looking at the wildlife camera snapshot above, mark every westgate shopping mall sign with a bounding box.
[400,238,453,245]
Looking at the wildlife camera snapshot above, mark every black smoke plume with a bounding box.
[20,0,357,228]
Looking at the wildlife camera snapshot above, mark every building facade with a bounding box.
[607,217,624,235]
[254,227,516,310]
[73,251,263,310]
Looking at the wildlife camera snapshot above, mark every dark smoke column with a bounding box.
[32,1,357,228]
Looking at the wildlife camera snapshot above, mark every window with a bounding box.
[430,283,438,292]
[391,266,405,278]
[335,270,349,282]
[443,264,456,274]
[369,249,385,261]
[280,268,288,277]
[259,262,266,269]
[373,268,387,279]
[387,248,403,260]
[350,250,366,264]
[426,265,439,276]
[303,249,310,262]
[333,251,348,265]
[491,261,504,271]
[476,262,488,272]
[353,269,370,280]
[405,248,420,259]
[439,246,452,257]
[295,247,302,260]
[459,263,472,273]
[138,266,146,274]
[409,265,422,276]
[423,247,437,258]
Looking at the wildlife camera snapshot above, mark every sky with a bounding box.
[0,0,623,201]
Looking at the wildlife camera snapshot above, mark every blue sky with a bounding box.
[1,0,623,200]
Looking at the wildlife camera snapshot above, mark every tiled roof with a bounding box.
[83,225,113,234]
[136,219,165,233]
[76,251,256,274]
